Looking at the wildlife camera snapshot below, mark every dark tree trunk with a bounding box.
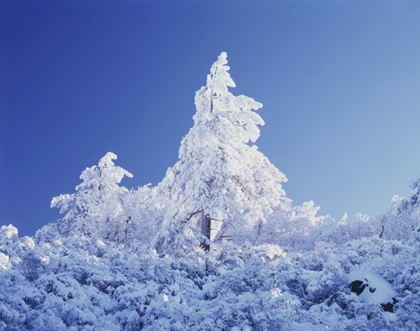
[200,210,211,251]
[379,217,385,239]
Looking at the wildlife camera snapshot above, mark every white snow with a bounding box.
[0,252,9,269]
[349,269,396,304]
[0,224,18,238]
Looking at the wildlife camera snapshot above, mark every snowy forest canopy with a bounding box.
[1,53,420,330]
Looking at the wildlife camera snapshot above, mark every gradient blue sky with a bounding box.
[1,1,420,237]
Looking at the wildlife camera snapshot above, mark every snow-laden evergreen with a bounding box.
[1,53,420,330]
[50,152,134,240]
[156,52,291,254]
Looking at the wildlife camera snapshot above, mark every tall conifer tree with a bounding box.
[157,52,291,253]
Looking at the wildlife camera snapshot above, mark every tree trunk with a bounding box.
[200,210,211,251]
[379,217,385,239]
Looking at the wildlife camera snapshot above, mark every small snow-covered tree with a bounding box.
[377,178,420,240]
[51,152,133,240]
[259,200,324,250]
[157,52,291,253]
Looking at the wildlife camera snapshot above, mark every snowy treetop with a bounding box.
[194,52,263,144]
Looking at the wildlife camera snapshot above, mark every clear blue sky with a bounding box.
[1,1,420,237]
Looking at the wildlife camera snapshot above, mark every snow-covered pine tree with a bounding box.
[51,152,133,240]
[157,52,291,254]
